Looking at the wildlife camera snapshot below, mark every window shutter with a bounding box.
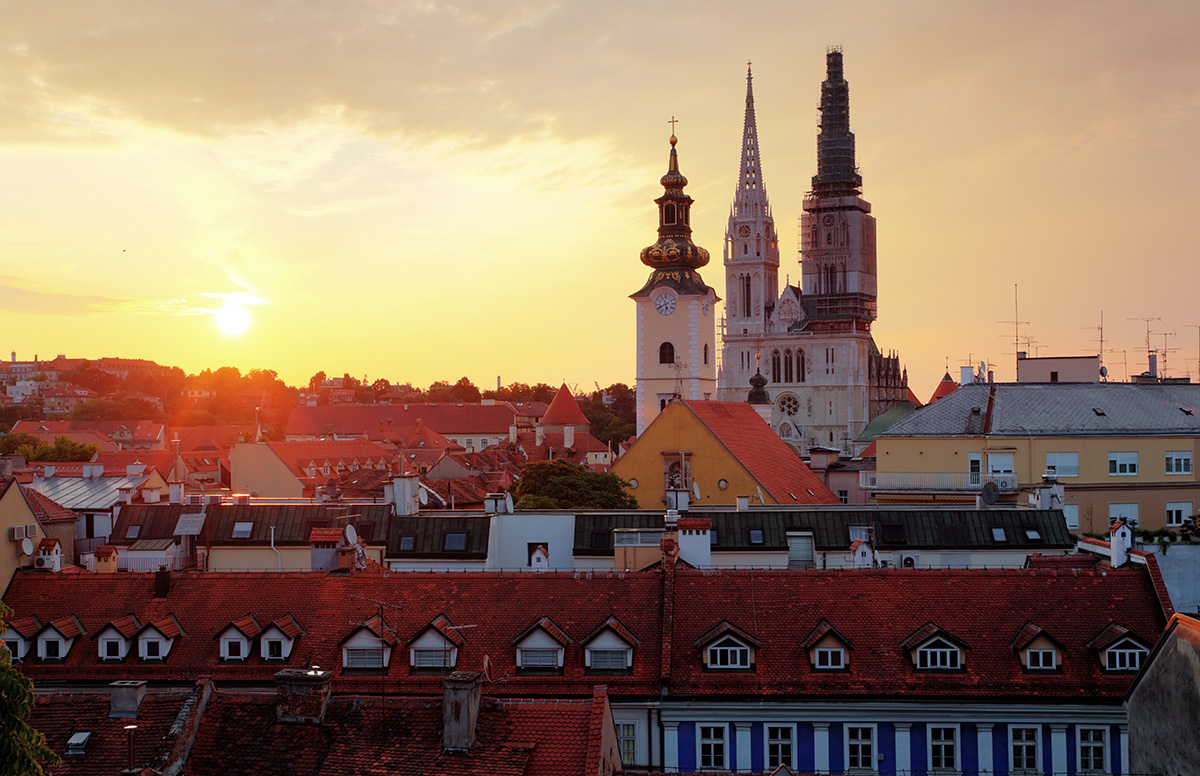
[787,535,814,569]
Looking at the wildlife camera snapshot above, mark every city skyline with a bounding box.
[3,1,1199,397]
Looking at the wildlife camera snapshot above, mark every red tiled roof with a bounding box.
[582,616,640,647]
[269,614,304,639]
[265,439,394,478]
[44,614,85,639]
[287,403,522,438]
[928,372,959,404]
[800,619,852,650]
[515,616,572,646]
[170,425,258,451]
[228,614,262,639]
[1025,553,1102,570]
[676,517,710,531]
[309,527,344,543]
[37,537,59,552]
[99,614,142,639]
[540,384,590,427]
[20,486,76,522]
[684,401,839,505]
[140,615,183,640]
[94,451,176,479]
[694,620,761,649]
[6,615,41,639]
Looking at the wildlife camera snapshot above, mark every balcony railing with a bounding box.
[864,472,1019,492]
[74,536,109,556]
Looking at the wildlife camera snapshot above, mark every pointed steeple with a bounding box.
[733,64,770,219]
[812,46,862,196]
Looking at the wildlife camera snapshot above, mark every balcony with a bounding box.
[864,471,1019,492]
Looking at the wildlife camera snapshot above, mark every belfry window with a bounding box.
[663,202,677,225]
[771,351,781,383]
[742,276,752,318]
[798,350,806,382]
[704,344,709,365]
[784,350,794,383]
[659,342,675,365]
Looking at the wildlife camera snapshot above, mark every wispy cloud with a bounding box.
[0,277,262,317]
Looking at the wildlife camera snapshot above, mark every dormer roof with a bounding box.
[137,615,184,640]
[96,615,141,640]
[222,614,262,640]
[582,616,640,647]
[801,619,853,651]
[267,614,304,639]
[6,616,41,639]
[1087,622,1143,651]
[900,623,967,651]
[1010,621,1065,652]
[41,615,86,640]
[694,620,760,649]
[407,614,465,648]
[340,614,397,648]
[514,616,572,647]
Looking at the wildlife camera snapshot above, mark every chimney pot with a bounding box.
[443,671,482,752]
[154,569,170,598]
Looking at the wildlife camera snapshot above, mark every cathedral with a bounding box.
[717,48,909,453]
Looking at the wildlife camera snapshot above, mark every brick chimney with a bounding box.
[275,668,333,724]
[109,680,147,718]
[154,569,170,598]
[442,671,482,753]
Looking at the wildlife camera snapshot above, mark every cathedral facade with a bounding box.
[718,50,909,453]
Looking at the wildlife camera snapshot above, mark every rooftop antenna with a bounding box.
[1186,324,1200,381]
[997,284,1028,379]
[1129,316,1162,375]
[1158,332,1180,379]
[1083,311,1106,366]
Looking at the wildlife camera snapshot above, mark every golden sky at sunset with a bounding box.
[3,1,1199,398]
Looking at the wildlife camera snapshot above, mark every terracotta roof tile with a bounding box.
[540,384,590,427]
[20,486,78,522]
[98,614,142,639]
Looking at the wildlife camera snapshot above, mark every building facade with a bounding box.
[719,51,908,453]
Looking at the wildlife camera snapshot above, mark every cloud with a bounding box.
[0,277,255,317]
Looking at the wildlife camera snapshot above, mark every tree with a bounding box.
[0,601,60,775]
[307,371,327,391]
[0,434,97,463]
[512,459,637,510]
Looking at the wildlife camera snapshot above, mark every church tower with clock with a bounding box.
[632,131,719,436]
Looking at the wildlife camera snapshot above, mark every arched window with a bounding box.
[742,276,752,318]
[743,244,748,255]
[771,350,781,383]
[783,350,794,383]
[798,350,806,383]
[659,342,675,365]
[663,202,677,225]
[704,344,709,365]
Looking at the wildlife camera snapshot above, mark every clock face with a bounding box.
[823,215,835,226]
[738,225,751,238]
[654,294,677,315]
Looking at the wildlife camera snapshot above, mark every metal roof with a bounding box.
[882,382,1200,438]
[26,474,151,512]
[387,515,491,558]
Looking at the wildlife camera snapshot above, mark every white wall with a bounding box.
[487,512,577,571]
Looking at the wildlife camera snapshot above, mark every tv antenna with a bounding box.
[1083,311,1106,366]
[1159,332,1180,378]
[1186,324,1200,381]
[997,284,1028,377]
[1129,316,1162,376]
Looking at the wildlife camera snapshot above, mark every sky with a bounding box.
[3,1,1199,399]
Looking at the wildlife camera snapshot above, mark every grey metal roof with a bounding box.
[387,515,491,558]
[26,474,151,512]
[114,503,392,547]
[575,508,1072,554]
[881,382,1200,438]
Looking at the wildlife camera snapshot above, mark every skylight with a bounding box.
[125,526,140,539]
[231,522,254,539]
[1025,529,1041,540]
[991,528,1006,542]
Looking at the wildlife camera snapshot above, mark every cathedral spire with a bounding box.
[734,63,769,217]
[811,46,862,196]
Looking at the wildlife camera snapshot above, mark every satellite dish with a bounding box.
[756,485,765,504]
[981,481,1000,505]
[20,537,33,556]
[692,481,701,500]
[1100,365,1108,377]
[504,492,514,513]
[344,523,358,545]
[419,488,429,505]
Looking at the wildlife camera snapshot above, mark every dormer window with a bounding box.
[917,638,960,669]
[341,615,395,670]
[708,637,750,668]
[1026,648,1057,670]
[219,615,260,662]
[259,615,302,661]
[815,647,845,669]
[1105,638,1147,671]
[135,616,182,662]
[582,616,638,674]
[43,638,61,660]
[37,616,84,662]
[514,617,571,674]
[408,616,463,672]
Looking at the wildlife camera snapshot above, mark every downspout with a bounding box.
[270,525,282,572]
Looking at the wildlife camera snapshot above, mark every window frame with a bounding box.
[845,723,877,772]
[617,722,637,766]
[697,724,727,771]
[1108,451,1138,476]
[265,639,284,660]
[706,636,751,670]
[443,531,467,552]
[1105,639,1147,671]
[1026,648,1057,670]
[766,724,795,770]
[1077,726,1107,773]
[1010,726,1040,773]
[1165,450,1192,475]
[344,647,385,669]
[927,724,959,773]
[814,646,845,670]
[916,638,961,671]
[586,648,630,671]
[517,646,562,668]
[1045,451,1079,478]
[1166,501,1192,528]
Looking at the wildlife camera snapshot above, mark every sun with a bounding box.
[214,303,251,336]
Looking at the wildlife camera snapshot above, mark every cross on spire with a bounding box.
[668,116,679,134]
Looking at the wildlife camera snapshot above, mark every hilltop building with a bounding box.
[719,51,908,453]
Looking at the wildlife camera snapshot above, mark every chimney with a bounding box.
[442,671,482,753]
[391,473,420,516]
[960,365,974,385]
[154,569,170,598]
[275,668,333,724]
[120,486,135,505]
[127,463,146,476]
[535,426,545,446]
[1148,352,1158,378]
[509,425,518,444]
[676,516,711,568]
[563,425,575,449]
[336,544,355,572]
[109,680,148,718]
[43,464,55,478]
[1110,521,1132,568]
[169,481,185,505]
[142,487,160,504]
[736,495,751,511]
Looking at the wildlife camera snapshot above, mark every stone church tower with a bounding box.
[633,132,719,436]
[719,49,908,453]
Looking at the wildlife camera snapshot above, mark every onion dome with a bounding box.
[747,367,771,405]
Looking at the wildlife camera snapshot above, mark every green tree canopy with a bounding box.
[0,601,60,775]
[512,459,637,510]
[0,434,97,463]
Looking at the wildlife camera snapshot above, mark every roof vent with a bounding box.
[66,731,92,754]
[1092,408,1106,417]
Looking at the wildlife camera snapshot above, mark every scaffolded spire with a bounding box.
[811,46,862,196]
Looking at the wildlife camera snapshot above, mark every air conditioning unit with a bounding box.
[34,556,48,569]
[24,524,38,538]
[8,526,25,541]
[900,553,920,568]
[187,494,204,506]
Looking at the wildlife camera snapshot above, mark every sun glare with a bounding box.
[214,303,250,336]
